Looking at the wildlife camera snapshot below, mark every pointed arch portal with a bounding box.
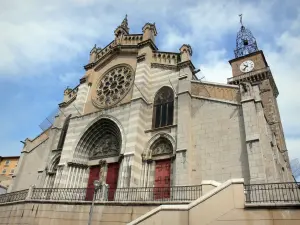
[151,138,172,199]
[75,118,122,161]
[75,118,122,201]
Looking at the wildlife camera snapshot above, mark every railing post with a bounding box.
[26,185,35,200]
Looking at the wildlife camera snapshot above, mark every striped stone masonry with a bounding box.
[11,42,293,193]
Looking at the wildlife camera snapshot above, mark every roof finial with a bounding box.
[121,14,128,28]
[114,14,129,36]
[239,14,243,27]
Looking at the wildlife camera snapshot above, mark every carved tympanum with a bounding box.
[93,65,134,108]
[91,135,119,159]
[152,139,172,156]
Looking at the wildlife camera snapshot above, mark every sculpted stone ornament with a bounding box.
[152,140,172,156]
[98,160,107,183]
[93,65,134,109]
[91,135,119,158]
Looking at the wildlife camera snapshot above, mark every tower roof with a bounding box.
[234,14,259,58]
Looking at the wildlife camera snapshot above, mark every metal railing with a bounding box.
[30,185,202,202]
[111,186,202,202]
[244,182,300,204]
[0,189,28,203]
[31,188,98,201]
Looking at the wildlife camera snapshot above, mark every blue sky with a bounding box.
[0,0,300,168]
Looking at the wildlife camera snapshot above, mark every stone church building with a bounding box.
[10,16,293,194]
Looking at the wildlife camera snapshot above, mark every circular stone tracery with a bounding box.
[93,65,134,108]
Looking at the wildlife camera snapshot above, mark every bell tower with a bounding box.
[227,15,288,162]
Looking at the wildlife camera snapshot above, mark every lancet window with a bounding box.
[153,87,174,128]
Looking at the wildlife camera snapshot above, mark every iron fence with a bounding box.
[31,188,103,201]
[0,189,28,203]
[30,185,202,202]
[111,185,202,202]
[244,182,300,203]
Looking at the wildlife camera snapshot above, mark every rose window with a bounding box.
[93,65,134,108]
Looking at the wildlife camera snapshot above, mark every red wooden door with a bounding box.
[106,163,120,201]
[154,159,171,200]
[85,166,100,201]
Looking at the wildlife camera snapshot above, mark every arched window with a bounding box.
[45,156,60,189]
[153,87,174,128]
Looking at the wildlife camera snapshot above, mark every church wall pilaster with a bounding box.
[240,84,267,184]
[132,62,151,102]
[38,121,62,187]
[175,75,194,185]
[125,99,148,187]
[53,165,64,188]
[119,153,132,188]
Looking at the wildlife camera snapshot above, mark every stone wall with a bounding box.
[0,202,157,225]
[10,139,49,192]
[191,81,240,103]
[191,98,249,184]
[239,83,292,184]
[52,61,182,189]
[128,179,300,225]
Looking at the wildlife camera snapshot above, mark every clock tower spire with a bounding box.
[234,14,259,58]
[228,16,289,170]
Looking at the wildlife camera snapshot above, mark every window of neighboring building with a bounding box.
[2,169,6,174]
[5,160,10,165]
[153,86,174,128]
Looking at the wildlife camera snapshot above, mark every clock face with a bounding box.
[239,60,254,73]
[92,64,134,108]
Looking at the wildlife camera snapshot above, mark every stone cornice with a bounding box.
[177,60,195,71]
[144,124,177,133]
[84,45,139,71]
[94,46,138,72]
[151,63,178,71]
[84,62,94,70]
[67,161,88,168]
[191,80,239,89]
[150,60,195,72]
[80,77,87,84]
[58,95,76,108]
[137,54,146,63]
[192,95,240,106]
[228,50,268,67]
[138,39,158,50]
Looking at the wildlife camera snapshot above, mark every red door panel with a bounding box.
[106,163,120,201]
[86,166,100,201]
[154,159,171,200]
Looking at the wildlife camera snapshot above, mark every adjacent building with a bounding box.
[0,156,19,178]
[9,16,293,194]
[0,156,19,189]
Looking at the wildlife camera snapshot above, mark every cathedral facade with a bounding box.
[10,16,293,193]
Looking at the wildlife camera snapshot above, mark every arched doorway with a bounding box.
[142,135,174,200]
[151,138,173,199]
[45,155,60,189]
[75,118,122,200]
